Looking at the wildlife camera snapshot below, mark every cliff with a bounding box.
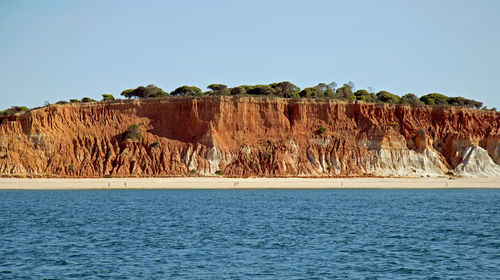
[0,97,499,177]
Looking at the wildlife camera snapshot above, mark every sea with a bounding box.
[0,189,499,279]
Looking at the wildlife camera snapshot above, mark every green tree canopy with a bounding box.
[81,97,97,103]
[299,87,321,98]
[447,96,483,109]
[245,85,276,96]
[230,86,247,96]
[207,84,229,96]
[354,89,378,103]
[400,93,423,106]
[336,84,355,100]
[102,94,115,101]
[316,83,335,98]
[376,91,401,104]
[170,85,203,96]
[120,84,167,99]
[420,93,449,106]
[269,81,300,98]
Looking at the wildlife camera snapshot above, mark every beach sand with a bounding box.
[0,177,498,189]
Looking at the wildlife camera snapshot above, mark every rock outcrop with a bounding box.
[0,96,499,177]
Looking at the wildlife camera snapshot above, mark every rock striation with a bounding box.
[0,96,499,177]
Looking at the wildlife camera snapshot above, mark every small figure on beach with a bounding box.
[108,182,110,187]
[124,182,127,187]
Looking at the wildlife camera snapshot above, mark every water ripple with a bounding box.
[0,189,499,279]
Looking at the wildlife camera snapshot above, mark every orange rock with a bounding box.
[0,96,498,177]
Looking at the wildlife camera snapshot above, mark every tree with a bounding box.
[400,93,423,106]
[246,85,276,96]
[230,86,247,96]
[102,94,115,101]
[299,87,321,98]
[316,83,335,98]
[207,84,229,96]
[269,81,300,98]
[447,96,482,109]
[81,97,97,103]
[347,81,355,91]
[336,84,355,100]
[120,85,167,99]
[328,81,338,91]
[376,91,401,104]
[420,93,449,106]
[145,84,168,98]
[170,85,203,96]
[121,89,135,99]
[354,89,378,103]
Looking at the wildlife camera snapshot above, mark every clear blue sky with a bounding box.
[1,0,499,109]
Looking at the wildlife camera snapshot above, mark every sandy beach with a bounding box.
[0,177,498,190]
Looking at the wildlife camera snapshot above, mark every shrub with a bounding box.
[102,94,115,101]
[56,100,69,105]
[69,99,80,103]
[190,169,198,175]
[215,170,224,176]
[150,141,160,148]
[318,126,327,134]
[124,124,142,141]
[0,106,30,116]
[262,149,271,160]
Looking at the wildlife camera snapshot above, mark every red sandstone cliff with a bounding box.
[0,97,499,177]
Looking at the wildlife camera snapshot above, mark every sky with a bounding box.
[0,0,499,109]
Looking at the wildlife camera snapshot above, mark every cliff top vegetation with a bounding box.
[1,81,496,117]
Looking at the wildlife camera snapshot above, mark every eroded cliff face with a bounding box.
[0,97,499,177]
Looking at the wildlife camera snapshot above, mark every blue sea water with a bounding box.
[0,189,499,279]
